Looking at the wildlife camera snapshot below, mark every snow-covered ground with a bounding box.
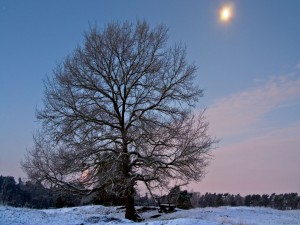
[0,205,300,225]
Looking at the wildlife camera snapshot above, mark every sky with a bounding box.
[0,0,300,195]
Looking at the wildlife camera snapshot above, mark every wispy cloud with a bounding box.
[207,74,300,138]
[195,73,300,194]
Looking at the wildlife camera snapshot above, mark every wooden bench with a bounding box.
[159,203,176,213]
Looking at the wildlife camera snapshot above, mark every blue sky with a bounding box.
[1,0,300,195]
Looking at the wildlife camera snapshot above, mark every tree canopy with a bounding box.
[22,20,215,220]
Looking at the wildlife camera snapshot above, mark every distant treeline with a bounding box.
[0,176,81,208]
[1,176,300,210]
[195,192,300,210]
[135,190,300,210]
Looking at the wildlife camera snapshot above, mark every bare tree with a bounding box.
[22,20,216,221]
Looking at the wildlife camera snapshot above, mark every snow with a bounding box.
[0,205,300,225]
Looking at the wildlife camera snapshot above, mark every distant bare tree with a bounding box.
[22,20,216,221]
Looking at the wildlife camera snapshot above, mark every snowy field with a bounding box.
[1,205,300,225]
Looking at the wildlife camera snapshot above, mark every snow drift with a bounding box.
[1,205,300,225]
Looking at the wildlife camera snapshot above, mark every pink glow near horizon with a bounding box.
[192,122,300,195]
[190,73,300,195]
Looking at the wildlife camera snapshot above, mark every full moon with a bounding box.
[220,6,233,22]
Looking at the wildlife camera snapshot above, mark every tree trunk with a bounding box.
[121,142,137,221]
[125,193,136,221]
